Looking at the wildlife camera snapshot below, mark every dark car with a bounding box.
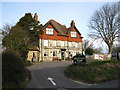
[71,54,86,65]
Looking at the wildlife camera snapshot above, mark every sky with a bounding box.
[0,1,119,53]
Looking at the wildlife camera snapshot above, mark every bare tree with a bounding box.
[88,3,119,54]
[1,24,12,36]
[82,39,93,53]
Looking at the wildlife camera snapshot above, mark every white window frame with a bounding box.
[46,28,53,35]
[53,40,56,46]
[71,31,77,38]
[68,42,72,47]
[75,42,79,48]
[53,51,57,57]
[44,40,48,46]
[61,41,65,47]
[44,51,48,56]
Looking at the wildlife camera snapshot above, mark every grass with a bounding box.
[64,60,120,84]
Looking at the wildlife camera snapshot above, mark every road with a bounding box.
[26,61,119,89]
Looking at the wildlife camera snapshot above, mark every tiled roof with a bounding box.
[42,19,81,36]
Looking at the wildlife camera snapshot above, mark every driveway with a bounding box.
[26,61,119,89]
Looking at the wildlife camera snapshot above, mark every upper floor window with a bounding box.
[75,42,79,48]
[46,28,53,35]
[71,31,77,38]
[44,40,48,46]
[61,41,65,46]
[53,40,56,46]
[68,42,72,47]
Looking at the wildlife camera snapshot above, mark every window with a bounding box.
[61,41,65,46]
[53,40,56,46]
[44,40,48,46]
[71,31,77,37]
[68,42,72,47]
[69,52,72,57]
[44,51,48,56]
[46,28,53,35]
[53,51,57,56]
[57,41,61,46]
[75,42,79,48]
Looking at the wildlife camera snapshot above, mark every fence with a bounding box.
[86,54,111,61]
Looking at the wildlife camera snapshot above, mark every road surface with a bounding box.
[26,61,119,89]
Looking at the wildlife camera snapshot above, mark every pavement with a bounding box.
[26,61,119,89]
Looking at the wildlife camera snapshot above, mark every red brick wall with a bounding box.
[38,25,82,42]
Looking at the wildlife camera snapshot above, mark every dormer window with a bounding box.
[71,31,77,38]
[46,28,53,35]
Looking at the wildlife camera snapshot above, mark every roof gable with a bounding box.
[42,19,82,37]
[42,19,68,36]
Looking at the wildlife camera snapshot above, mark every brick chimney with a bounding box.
[70,20,75,27]
[34,13,38,21]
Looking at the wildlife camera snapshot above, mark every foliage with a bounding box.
[16,13,43,39]
[85,47,94,55]
[82,39,93,52]
[2,49,30,88]
[16,13,38,31]
[2,25,29,59]
[23,60,32,66]
[88,3,119,54]
[64,60,120,83]
[65,57,72,61]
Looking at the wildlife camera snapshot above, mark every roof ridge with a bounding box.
[50,19,66,28]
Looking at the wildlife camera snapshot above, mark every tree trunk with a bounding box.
[108,44,112,54]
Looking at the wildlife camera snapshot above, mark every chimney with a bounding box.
[70,20,75,27]
[34,13,38,21]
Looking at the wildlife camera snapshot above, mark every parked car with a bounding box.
[71,54,86,66]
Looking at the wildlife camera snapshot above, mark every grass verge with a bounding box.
[64,60,120,83]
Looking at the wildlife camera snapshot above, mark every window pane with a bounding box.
[71,31,76,37]
[44,40,48,46]
[46,28,53,35]
[53,51,57,56]
[44,51,48,56]
[68,42,72,47]
[53,40,56,46]
[61,41,64,46]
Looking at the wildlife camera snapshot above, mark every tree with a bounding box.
[82,39,93,54]
[2,25,29,58]
[16,13,43,40]
[88,3,119,54]
[85,47,94,55]
[93,47,103,53]
[16,13,38,31]
[2,13,43,59]
[1,24,12,36]
[2,49,29,88]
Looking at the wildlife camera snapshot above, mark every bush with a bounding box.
[23,60,32,66]
[64,60,120,83]
[2,49,30,88]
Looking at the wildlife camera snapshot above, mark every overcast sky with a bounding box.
[0,0,119,53]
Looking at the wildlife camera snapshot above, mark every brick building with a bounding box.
[27,19,83,62]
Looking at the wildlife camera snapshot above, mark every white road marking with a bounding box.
[48,77,56,85]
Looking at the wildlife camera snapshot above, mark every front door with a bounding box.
[61,51,65,60]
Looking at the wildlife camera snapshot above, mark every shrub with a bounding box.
[64,60,120,83]
[2,49,30,88]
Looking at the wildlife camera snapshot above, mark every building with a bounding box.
[27,19,83,62]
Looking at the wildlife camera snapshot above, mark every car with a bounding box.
[71,54,86,66]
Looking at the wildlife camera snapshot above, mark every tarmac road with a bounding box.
[26,61,119,89]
